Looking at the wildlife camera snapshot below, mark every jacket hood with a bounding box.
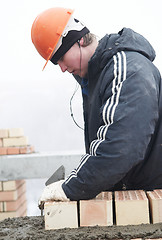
[92,28,156,69]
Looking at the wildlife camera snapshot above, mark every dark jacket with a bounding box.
[62,28,162,200]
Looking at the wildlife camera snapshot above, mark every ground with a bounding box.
[0,216,162,240]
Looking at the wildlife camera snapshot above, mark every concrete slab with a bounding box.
[0,152,82,180]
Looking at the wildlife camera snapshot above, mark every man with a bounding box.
[31,7,162,202]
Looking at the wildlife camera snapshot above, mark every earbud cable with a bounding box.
[69,42,84,131]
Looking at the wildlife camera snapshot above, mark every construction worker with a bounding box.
[31,7,162,202]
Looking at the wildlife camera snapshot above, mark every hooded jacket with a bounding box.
[62,28,162,200]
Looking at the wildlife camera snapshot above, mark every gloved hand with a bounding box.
[38,180,69,206]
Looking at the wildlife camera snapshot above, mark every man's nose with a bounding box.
[58,62,67,73]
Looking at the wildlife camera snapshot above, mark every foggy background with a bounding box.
[0,0,162,216]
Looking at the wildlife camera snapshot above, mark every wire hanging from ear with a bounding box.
[70,82,84,130]
[69,40,84,131]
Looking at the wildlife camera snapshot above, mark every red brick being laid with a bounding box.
[44,201,78,230]
[80,192,113,227]
[147,189,162,224]
[115,190,150,225]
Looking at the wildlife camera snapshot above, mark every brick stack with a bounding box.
[44,189,162,230]
[0,128,34,221]
[0,180,27,221]
[0,128,34,155]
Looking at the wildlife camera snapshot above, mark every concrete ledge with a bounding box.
[0,152,83,180]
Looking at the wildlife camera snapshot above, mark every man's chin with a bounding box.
[78,72,87,78]
[71,71,87,78]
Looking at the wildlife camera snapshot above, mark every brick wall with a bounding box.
[0,180,27,221]
[0,128,34,155]
[0,128,34,221]
[44,189,162,230]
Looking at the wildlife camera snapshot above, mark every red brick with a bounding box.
[7,147,20,155]
[19,145,35,154]
[0,147,7,155]
[0,182,26,201]
[115,190,150,225]
[0,200,27,221]
[147,189,162,224]
[44,201,78,230]
[0,191,17,202]
[80,192,113,227]
[3,192,26,212]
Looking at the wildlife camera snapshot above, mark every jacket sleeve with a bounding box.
[62,51,160,200]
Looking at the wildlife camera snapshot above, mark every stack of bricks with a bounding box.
[0,128,34,155]
[44,189,162,230]
[0,180,27,221]
[0,128,34,221]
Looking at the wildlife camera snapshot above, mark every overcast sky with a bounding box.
[0,0,162,153]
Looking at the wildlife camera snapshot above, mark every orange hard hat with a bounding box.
[31,8,74,70]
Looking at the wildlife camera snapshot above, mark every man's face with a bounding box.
[57,43,88,78]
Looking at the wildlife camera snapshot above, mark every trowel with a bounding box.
[45,165,65,186]
[39,165,65,216]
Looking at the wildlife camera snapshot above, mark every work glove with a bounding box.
[38,180,69,207]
